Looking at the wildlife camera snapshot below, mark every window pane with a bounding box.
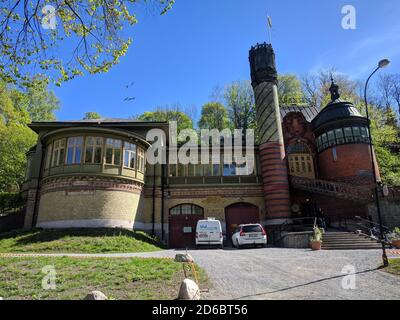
[114,149,121,165]
[181,205,192,215]
[213,164,219,176]
[223,164,230,176]
[169,165,177,176]
[124,150,130,167]
[129,153,135,168]
[204,164,212,176]
[195,165,203,177]
[75,147,82,163]
[94,147,102,163]
[66,147,74,164]
[178,164,185,176]
[106,148,113,164]
[85,148,93,163]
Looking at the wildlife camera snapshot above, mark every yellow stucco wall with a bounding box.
[37,189,142,229]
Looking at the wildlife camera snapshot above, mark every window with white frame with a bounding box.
[105,138,122,165]
[137,147,145,172]
[124,142,136,169]
[66,137,83,164]
[51,139,66,167]
[84,137,103,164]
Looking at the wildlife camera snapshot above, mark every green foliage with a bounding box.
[198,102,230,130]
[0,1,175,87]
[310,227,323,242]
[83,111,102,120]
[278,74,304,105]
[223,81,256,130]
[136,108,193,133]
[0,192,23,212]
[0,78,58,191]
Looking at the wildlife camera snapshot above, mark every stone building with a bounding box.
[21,43,399,248]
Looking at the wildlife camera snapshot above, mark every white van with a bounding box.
[195,219,223,248]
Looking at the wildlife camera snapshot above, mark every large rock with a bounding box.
[84,290,108,300]
[175,253,194,263]
[178,278,200,300]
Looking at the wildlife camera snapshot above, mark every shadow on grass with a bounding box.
[0,227,166,248]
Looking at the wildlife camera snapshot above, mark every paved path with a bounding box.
[2,248,400,300]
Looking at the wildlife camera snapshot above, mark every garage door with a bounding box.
[169,204,204,248]
[225,203,260,239]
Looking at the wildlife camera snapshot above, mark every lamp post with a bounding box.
[364,58,390,267]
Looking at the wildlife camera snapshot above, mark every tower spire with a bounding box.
[329,75,340,102]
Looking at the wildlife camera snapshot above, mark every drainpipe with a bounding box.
[151,165,156,236]
[31,143,45,228]
[161,163,165,241]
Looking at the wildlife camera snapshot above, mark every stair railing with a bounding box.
[290,176,373,203]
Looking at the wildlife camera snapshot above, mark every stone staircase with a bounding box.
[321,232,382,250]
[290,176,373,204]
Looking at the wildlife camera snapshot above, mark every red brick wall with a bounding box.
[317,144,381,183]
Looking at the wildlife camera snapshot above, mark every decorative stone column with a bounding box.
[249,43,291,223]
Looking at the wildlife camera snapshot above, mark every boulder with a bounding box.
[178,278,200,300]
[175,253,194,263]
[84,290,108,300]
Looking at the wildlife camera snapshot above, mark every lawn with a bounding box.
[0,256,208,300]
[0,228,166,253]
[385,259,400,276]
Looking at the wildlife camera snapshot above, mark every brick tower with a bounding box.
[249,43,291,223]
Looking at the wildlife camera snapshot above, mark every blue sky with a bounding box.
[53,0,400,122]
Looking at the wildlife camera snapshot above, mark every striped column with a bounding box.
[254,81,291,222]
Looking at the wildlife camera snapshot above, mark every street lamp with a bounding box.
[364,58,390,267]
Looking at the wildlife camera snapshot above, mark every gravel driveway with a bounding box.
[135,248,400,300]
[3,248,399,300]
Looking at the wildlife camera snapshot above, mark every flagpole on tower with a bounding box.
[267,15,273,44]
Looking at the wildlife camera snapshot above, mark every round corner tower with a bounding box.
[249,43,291,223]
[311,80,381,185]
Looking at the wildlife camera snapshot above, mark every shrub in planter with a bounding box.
[310,227,322,251]
[388,227,400,249]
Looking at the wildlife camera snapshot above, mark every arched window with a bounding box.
[287,142,315,179]
[170,204,203,216]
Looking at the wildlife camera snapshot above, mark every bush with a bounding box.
[0,192,24,213]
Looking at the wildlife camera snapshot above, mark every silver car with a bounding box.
[231,224,267,248]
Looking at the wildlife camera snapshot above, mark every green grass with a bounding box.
[0,228,166,253]
[385,259,400,276]
[0,256,208,300]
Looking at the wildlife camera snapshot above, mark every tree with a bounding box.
[135,106,193,133]
[198,102,229,130]
[301,69,358,109]
[0,80,37,191]
[278,74,304,105]
[223,81,255,130]
[0,0,175,87]
[11,77,60,121]
[83,112,102,120]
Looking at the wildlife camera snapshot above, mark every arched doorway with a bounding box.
[225,203,260,240]
[287,142,315,179]
[168,204,204,248]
